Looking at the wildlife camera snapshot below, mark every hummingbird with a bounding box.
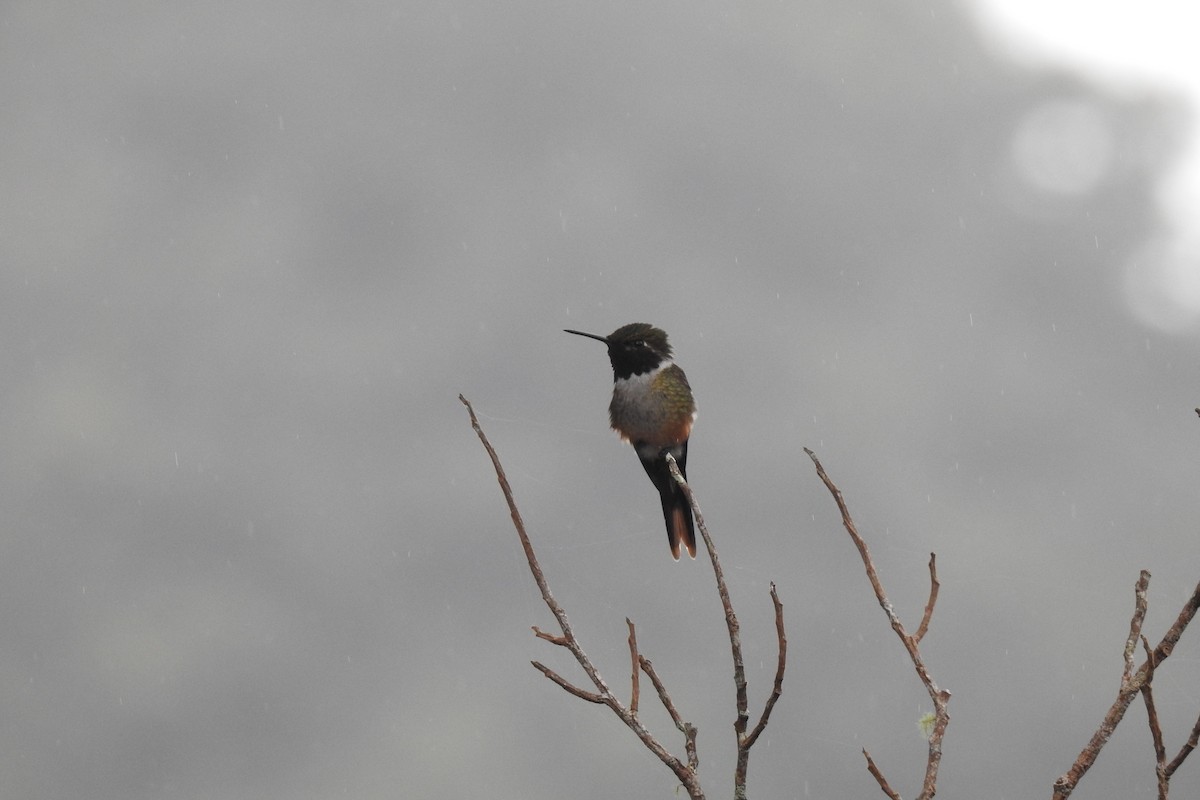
[565,323,697,560]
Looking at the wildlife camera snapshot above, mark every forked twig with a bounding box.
[641,655,701,771]
[1053,574,1200,799]
[460,395,703,798]
[666,454,788,798]
[743,584,786,750]
[805,448,950,800]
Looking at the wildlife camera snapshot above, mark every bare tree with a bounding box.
[463,394,1200,798]
[805,449,950,800]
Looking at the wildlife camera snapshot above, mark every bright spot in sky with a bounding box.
[967,0,1200,332]
[1009,100,1113,196]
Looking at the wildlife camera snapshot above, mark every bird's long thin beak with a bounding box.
[563,329,609,344]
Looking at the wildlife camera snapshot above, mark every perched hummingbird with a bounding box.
[565,323,698,560]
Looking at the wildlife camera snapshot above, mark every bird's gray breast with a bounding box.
[609,363,676,444]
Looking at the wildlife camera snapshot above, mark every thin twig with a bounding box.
[743,584,786,750]
[1140,636,1166,769]
[1140,634,1168,800]
[1164,710,1200,778]
[863,749,903,800]
[640,656,685,728]
[805,448,950,800]
[1124,574,1151,684]
[914,554,939,645]
[531,661,607,703]
[532,626,568,646]
[461,395,704,799]
[627,618,640,717]
[1145,695,1168,800]
[665,454,747,728]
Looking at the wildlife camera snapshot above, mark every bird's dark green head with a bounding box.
[564,322,673,380]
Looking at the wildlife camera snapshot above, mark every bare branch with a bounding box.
[666,453,787,796]
[461,395,703,798]
[1139,635,1167,778]
[640,656,684,728]
[1150,607,1200,799]
[1053,575,1200,799]
[743,583,787,750]
[1143,689,1168,799]
[665,454,748,724]
[1149,579,1200,664]
[461,396,592,680]
[805,448,950,800]
[641,655,701,772]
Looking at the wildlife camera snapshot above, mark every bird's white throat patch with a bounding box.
[613,359,673,393]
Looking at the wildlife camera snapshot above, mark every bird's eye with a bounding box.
[631,340,644,348]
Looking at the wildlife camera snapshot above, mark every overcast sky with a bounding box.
[3,2,1199,799]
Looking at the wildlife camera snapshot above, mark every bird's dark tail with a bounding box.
[638,440,696,560]
[660,484,697,560]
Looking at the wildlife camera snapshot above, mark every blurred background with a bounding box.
[3,1,1199,798]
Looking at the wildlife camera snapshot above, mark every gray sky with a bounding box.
[3,2,1199,798]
